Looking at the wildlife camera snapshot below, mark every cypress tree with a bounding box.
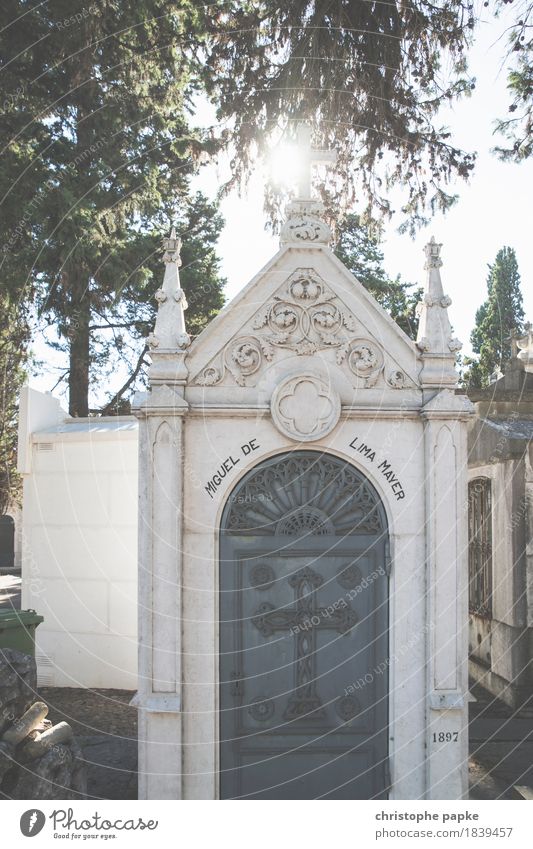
[0,1,224,416]
[467,247,525,387]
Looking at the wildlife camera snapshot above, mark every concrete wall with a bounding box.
[18,387,138,689]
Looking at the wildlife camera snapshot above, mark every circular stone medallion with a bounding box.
[337,562,362,590]
[271,374,341,442]
[250,563,276,590]
[248,699,275,722]
[335,695,361,721]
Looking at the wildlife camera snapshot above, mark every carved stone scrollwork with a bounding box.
[271,374,341,442]
[279,201,332,245]
[253,268,356,356]
[336,338,384,387]
[386,369,408,389]
[196,335,274,387]
[191,267,405,389]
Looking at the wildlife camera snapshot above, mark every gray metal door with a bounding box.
[220,451,389,799]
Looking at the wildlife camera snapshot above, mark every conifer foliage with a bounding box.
[467,247,525,387]
[0,0,225,416]
[334,215,421,340]
[200,0,478,228]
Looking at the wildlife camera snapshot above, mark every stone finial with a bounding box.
[147,227,190,386]
[279,122,336,247]
[416,237,461,389]
[423,236,443,270]
[162,227,182,264]
[516,321,533,373]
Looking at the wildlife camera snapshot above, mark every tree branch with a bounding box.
[89,321,143,331]
[98,345,148,416]
[49,369,70,393]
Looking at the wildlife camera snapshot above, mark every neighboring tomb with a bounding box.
[467,327,533,709]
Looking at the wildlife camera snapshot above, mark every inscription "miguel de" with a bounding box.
[204,439,260,499]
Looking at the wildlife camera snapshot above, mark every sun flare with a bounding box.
[267,143,303,189]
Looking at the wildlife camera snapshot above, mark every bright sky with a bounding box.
[195,8,533,358]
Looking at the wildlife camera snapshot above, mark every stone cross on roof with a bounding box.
[295,122,337,200]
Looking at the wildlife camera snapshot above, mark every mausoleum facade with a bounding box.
[132,148,474,800]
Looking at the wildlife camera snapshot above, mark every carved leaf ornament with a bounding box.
[194,269,409,389]
[252,270,356,356]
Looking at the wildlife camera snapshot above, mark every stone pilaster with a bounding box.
[131,229,190,799]
[421,390,474,799]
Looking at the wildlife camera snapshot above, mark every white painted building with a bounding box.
[17,387,138,689]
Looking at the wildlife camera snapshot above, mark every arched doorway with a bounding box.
[219,450,389,799]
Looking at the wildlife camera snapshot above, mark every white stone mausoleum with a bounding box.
[131,139,474,799]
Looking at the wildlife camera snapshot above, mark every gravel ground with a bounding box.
[38,687,137,740]
[37,688,138,799]
[32,682,533,800]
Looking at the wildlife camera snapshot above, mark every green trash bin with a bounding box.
[0,609,44,657]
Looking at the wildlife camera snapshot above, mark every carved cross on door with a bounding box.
[252,565,358,721]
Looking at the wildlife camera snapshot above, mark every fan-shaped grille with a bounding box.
[223,451,384,535]
[277,506,332,536]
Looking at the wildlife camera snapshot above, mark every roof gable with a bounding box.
[186,244,421,392]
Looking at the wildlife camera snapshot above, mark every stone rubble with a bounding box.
[0,648,86,799]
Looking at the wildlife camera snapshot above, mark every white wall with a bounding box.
[19,388,138,689]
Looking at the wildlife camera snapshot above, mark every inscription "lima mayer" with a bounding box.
[349,436,405,501]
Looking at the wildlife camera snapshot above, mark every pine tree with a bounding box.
[199,2,533,210]
[467,247,525,387]
[0,1,222,416]
[493,0,533,160]
[93,193,226,415]
[199,0,477,230]
[334,215,420,340]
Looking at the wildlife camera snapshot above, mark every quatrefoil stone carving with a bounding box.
[271,374,341,442]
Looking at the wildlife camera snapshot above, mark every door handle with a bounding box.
[230,671,243,699]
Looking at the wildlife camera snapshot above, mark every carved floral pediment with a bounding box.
[191,268,414,390]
